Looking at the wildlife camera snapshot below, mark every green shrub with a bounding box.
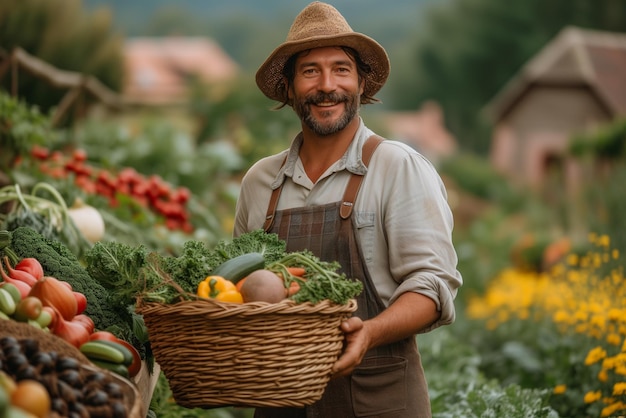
[439,153,523,211]
[421,327,558,417]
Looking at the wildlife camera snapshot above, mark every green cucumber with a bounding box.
[90,359,130,379]
[0,288,16,316]
[80,340,131,365]
[0,283,20,305]
[210,252,265,284]
[92,339,134,366]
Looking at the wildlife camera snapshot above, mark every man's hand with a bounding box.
[330,292,440,378]
[331,316,368,377]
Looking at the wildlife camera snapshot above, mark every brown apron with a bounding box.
[254,136,431,418]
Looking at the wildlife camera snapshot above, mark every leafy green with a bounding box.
[84,241,149,309]
[82,230,359,306]
[268,251,363,305]
[210,229,286,266]
[141,230,287,301]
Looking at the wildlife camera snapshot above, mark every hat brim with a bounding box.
[256,32,390,102]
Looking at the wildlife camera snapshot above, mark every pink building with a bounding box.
[484,26,626,193]
[123,37,239,106]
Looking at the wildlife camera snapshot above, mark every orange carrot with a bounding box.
[235,277,247,292]
[286,280,301,297]
[286,267,306,277]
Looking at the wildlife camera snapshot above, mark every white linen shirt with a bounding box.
[234,119,462,332]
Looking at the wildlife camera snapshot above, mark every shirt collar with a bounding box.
[270,118,373,189]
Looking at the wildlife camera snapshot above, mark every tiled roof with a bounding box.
[123,37,239,105]
[484,26,626,121]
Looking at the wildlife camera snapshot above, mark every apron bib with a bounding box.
[254,137,431,418]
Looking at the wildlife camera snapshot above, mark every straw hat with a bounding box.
[255,1,390,102]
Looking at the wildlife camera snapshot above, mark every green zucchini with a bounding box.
[211,252,265,284]
[90,359,130,378]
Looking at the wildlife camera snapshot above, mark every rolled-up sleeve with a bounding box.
[363,141,462,333]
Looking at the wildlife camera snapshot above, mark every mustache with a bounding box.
[304,92,347,105]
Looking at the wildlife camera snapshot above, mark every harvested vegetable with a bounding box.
[239,269,286,303]
[0,227,133,343]
[0,182,92,258]
[84,230,361,310]
[82,231,282,307]
[28,275,78,321]
[84,241,148,310]
[208,229,286,267]
[13,257,44,279]
[0,259,31,298]
[267,251,363,305]
[3,256,37,286]
[66,197,105,243]
[197,276,243,303]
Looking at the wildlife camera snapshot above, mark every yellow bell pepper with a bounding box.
[197,275,243,303]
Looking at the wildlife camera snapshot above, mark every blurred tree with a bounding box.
[0,0,124,117]
[189,75,300,168]
[389,0,626,155]
[141,5,205,36]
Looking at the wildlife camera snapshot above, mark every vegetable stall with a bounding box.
[0,190,363,415]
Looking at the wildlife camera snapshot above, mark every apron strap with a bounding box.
[340,135,384,219]
[263,155,288,232]
[263,135,384,230]
[263,185,282,232]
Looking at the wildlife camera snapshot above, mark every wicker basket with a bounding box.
[0,320,145,418]
[138,297,357,409]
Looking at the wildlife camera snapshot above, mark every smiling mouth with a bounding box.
[314,101,339,107]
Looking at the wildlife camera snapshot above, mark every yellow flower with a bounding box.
[584,390,602,403]
[602,357,616,369]
[601,401,626,418]
[553,384,567,394]
[586,346,607,366]
[607,308,622,322]
[613,382,626,396]
[598,234,611,248]
[553,310,569,324]
[599,369,609,382]
[607,333,622,346]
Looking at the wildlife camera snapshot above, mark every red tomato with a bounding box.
[73,291,87,315]
[89,331,119,342]
[72,314,95,334]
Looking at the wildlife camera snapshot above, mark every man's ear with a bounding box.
[284,77,294,105]
[359,78,365,96]
[284,78,292,98]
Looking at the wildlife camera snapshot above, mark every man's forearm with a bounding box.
[364,291,440,349]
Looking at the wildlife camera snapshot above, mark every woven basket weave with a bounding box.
[138,297,357,409]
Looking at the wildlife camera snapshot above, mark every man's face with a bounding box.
[290,47,363,136]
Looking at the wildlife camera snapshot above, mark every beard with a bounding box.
[293,91,359,136]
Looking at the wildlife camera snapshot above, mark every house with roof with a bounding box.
[123,37,239,106]
[483,26,626,194]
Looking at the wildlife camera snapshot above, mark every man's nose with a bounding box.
[317,70,337,92]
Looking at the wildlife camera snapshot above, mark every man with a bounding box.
[234,2,462,417]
